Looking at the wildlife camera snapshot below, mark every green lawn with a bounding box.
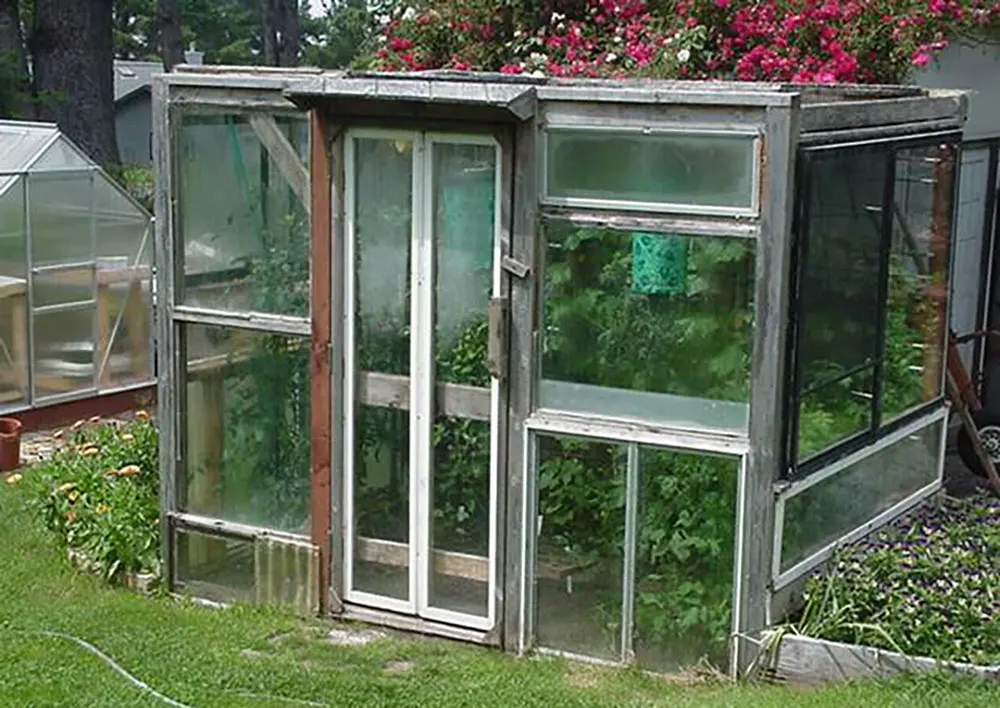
[2,476,999,708]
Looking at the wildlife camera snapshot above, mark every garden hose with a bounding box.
[6,629,331,707]
[7,629,191,707]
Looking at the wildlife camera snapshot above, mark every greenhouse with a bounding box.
[0,121,153,412]
[153,68,964,675]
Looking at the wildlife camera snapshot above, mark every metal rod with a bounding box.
[172,305,311,336]
[24,177,35,405]
[621,443,639,664]
[33,300,97,315]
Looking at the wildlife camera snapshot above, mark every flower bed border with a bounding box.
[67,547,159,598]
[761,632,1000,684]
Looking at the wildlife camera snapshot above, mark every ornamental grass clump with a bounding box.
[25,415,160,584]
[798,495,1000,665]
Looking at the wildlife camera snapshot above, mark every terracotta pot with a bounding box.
[0,418,23,472]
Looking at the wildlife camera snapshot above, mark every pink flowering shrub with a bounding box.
[366,0,1000,83]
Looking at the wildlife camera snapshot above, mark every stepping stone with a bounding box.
[326,628,386,647]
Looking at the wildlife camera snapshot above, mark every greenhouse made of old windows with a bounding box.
[153,68,965,674]
[0,121,154,412]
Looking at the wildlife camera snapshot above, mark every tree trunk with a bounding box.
[0,0,32,118]
[277,0,299,67]
[30,0,119,165]
[262,0,278,66]
[158,0,184,70]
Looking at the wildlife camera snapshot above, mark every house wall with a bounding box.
[915,42,1000,406]
[116,94,153,166]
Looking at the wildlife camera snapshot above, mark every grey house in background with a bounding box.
[114,49,204,165]
[914,42,1000,413]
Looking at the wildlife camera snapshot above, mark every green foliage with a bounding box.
[25,417,160,582]
[0,50,31,119]
[796,495,1000,666]
[105,163,155,213]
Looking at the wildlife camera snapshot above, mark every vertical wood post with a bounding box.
[310,107,333,614]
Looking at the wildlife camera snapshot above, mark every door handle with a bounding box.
[487,296,509,381]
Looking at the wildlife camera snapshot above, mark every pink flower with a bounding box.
[912,51,932,67]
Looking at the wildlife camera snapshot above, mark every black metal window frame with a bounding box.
[783,130,963,480]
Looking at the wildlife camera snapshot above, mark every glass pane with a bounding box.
[546,130,756,210]
[948,148,989,373]
[32,267,93,308]
[540,225,754,431]
[181,324,311,534]
[0,181,27,405]
[177,112,309,317]
[174,529,255,604]
[433,141,495,385]
[794,147,886,462]
[429,415,491,617]
[883,143,955,421]
[798,368,874,461]
[98,242,153,388]
[28,171,95,266]
[33,305,95,398]
[352,405,410,601]
[781,416,944,573]
[536,434,626,661]
[354,137,412,376]
[634,449,737,672]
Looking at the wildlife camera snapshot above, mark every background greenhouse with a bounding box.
[151,68,965,675]
[0,120,153,412]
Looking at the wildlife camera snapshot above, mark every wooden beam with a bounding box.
[249,113,310,215]
[356,536,489,584]
[309,108,333,614]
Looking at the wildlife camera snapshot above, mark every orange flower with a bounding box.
[117,465,141,477]
[71,419,86,431]
[65,511,76,524]
[96,503,110,515]
[52,429,64,440]
[88,415,101,424]
[81,446,100,457]
[135,410,150,421]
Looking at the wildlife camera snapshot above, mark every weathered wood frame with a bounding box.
[152,68,970,672]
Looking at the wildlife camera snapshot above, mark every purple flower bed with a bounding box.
[797,494,1000,666]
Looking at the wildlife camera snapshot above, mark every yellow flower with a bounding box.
[96,503,110,515]
[68,490,80,502]
[4,473,22,485]
[52,429,64,440]
[81,446,100,457]
[121,433,134,442]
[56,482,76,494]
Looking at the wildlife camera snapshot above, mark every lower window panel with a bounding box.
[533,432,739,672]
[780,413,944,576]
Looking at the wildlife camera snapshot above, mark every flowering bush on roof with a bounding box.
[366,0,1000,84]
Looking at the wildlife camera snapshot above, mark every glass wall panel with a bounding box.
[428,140,497,619]
[536,435,626,661]
[352,405,410,601]
[634,448,737,672]
[883,144,955,421]
[0,179,27,405]
[798,369,873,460]
[33,305,95,398]
[354,136,412,376]
[181,324,311,534]
[32,268,93,308]
[793,146,887,464]
[781,416,943,574]
[546,130,757,211]
[177,112,309,317]
[28,171,95,266]
[540,225,754,431]
[174,529,255,605]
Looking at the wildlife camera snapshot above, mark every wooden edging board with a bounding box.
[762,632,1000,684]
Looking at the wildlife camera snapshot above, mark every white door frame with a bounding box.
[342,128,502,631]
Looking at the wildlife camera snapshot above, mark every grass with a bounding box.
[3,474,1000,707]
